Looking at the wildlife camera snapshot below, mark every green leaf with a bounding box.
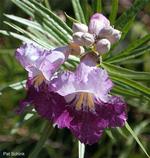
[0,30,40,46]
[102,62,150,80]
[109,0,118,24]
[28,121,52,158]
[110,75,150,96]
[92,0,102,13]
[65,13,81,23]
[125,122,150,158]
[11,0,72,44]
[3,14,64,45]
[121,17,135,40]
[22,0,71,43]
[106,46,150,63]
[29,0,72,35]
[5,14,63,46]
[115,0,150,30]
[4,21,53,49]
[11,0,34,17]
[112,85,141,97]
[80,0,91,22]
[71,0,86,24]
[109,34,150,61]
[9,80,26,90]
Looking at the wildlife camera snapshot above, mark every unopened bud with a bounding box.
[96,39,111,54]
[107,29,122,44]
[72,23,88,33]
[81,33,95,46]
[68,42,85,56]
[98,26,114,37]
[73,32,85,45]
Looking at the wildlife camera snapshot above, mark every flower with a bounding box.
[16,43,69,87]
[20,53,127,144]
[72,13,122,54]
[50,53,127,144]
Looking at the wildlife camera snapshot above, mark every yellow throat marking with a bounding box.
[75,92,95,111]
[33,73,45,87]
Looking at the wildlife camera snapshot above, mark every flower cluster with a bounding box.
[72,13,121,54]
[16,13,127,145]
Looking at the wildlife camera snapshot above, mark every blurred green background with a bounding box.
[0,0,150,158]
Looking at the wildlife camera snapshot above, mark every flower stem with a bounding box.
[78,141,85,158]
[28,121,52,158]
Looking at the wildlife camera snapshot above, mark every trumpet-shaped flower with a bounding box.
[19,53,127,144]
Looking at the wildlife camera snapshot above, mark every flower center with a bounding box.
[75,92,95,111]
[32,73,45,87]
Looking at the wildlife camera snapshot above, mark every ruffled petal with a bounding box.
[96,96,127,128]
[16,43,68,81]
[51,54,113,102]
[69,109,104,144]
[17,80,67,121]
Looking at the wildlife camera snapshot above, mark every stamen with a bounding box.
[87,93,95,110]
[75,92,95,111]
[76,93,84,110]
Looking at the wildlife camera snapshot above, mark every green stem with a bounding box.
[29,121,52,158]
[78,141,85,158]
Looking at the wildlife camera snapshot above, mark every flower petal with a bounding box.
[96,96,127,128]
[69,110,104,144]
[16,43,68,81]
[51,54,113,102]
[18,80,67,121]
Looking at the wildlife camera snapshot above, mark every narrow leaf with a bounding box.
[28,121,52,158]
[11,0,34,17]
[110,75,150,96]
[0,30,40,46]
[4,21,53,49]
[115,0,150,30]
[93,0,102,13]
[109,0,118,24]
[29,0,72,35]
[106,44,150,64]
[71,0,86,24]
[109,34,150,61]
[125,122,150,158]
[102,62,150,80]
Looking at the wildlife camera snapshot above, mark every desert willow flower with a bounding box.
[18,53,127,144]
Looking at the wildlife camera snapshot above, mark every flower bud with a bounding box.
[81,33,95,46]
[68,42,85,56]
[72,23,88,33]
[96,39,111,54]
[88,13,110,36]
[73,32,85,45]
[107,29,122,44]
[98,26,114,37]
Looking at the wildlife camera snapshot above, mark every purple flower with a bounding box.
[49,53,127,144]
[16,43,69,87]
[72,13,122,54]
[20,53,127,144]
